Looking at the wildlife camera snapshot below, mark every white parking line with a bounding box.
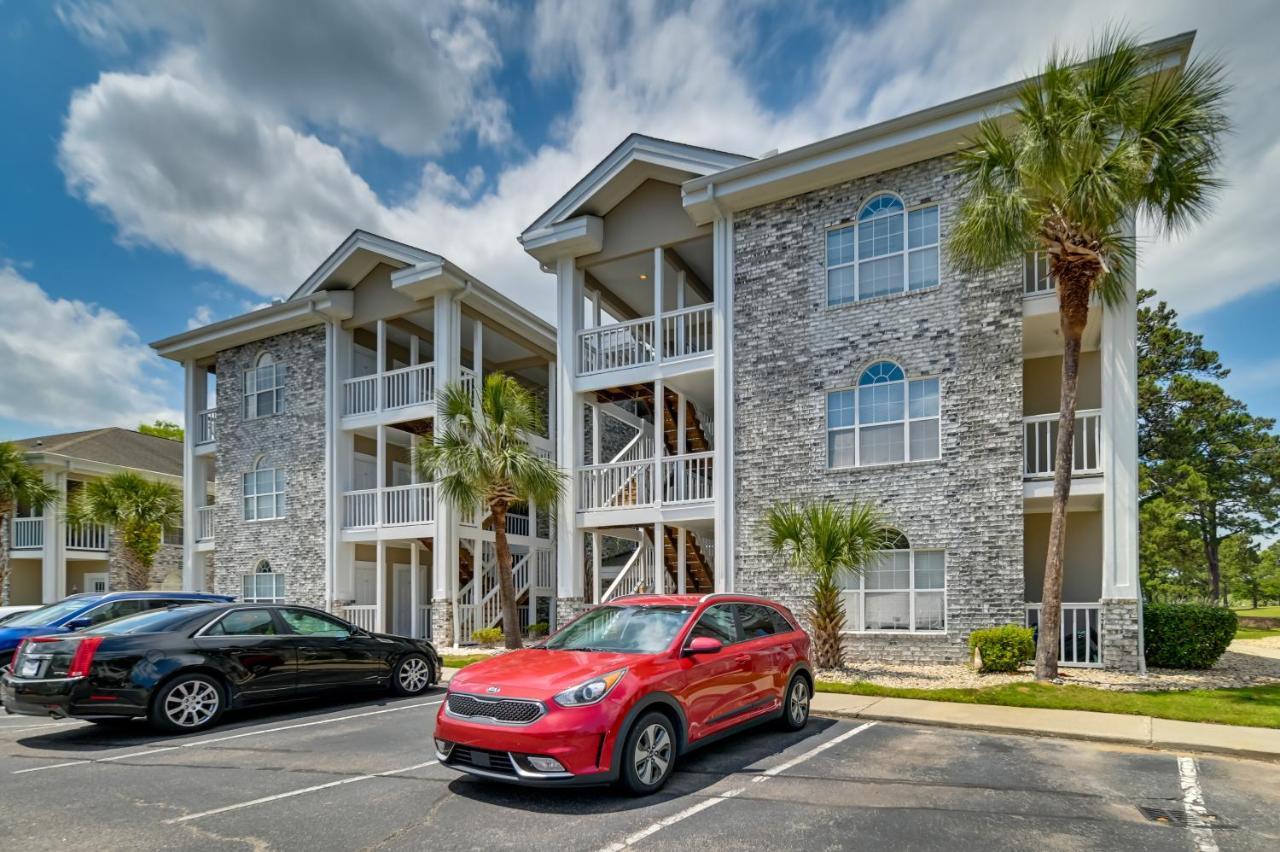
[12,698,443,775]
[598,721,877,851]
[1178,755,1219,852]
[165,759,439,824]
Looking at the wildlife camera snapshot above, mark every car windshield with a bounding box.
[544,605,694,654]
[82,605,217,635]
[1,599,96,628]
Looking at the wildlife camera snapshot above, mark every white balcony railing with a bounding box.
[601,539,656,602]
[535,548,555,590]
[342,489,378,529]
[1024,409,1102,478]
[383,363,434,410]
[662,452,714,503]
[1026,603,1102,667]
[195,409,216,445]
[578,460,654,511]
[382,483,434,526]
[505,511,530,537]
[340,605,378,633]
[343,374,378,416]
[11,517,42,549]
[196,505,215,543]
[578,316,656,375]
[460,367,477,400]
[661,304,714,360]
[66,523,109,551]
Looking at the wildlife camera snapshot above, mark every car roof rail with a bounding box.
[698,592,772,604]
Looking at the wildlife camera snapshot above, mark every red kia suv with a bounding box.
[434,593,812,794]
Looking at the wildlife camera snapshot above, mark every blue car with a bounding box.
[0,592,233,657]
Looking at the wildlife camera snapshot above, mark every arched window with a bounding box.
[826,193,940,305]
[244,351,285,419]
[242,559,286,603]
[243,456,285,521]
[826,361,940,467]
[840,530,946,632]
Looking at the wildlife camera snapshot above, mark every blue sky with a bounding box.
[2,0,1278,441]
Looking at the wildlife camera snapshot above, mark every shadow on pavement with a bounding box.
[11,686,447,753]
[444,716,841,814]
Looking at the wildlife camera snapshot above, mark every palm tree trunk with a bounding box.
[0,500,12,607]
[808,575,846,670]
[491,503,523,650]
[1037,276,1091,680]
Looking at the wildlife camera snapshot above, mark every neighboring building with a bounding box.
[152,232,556,646]
[5,428,185,602]
[515,35,1191,672]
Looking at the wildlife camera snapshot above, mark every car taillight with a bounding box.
[67,636,104,678]
[9,639,27,672]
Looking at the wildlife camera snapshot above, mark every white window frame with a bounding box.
[825,194,941,306]
[242,560,286,603]
[826,362,942,469]
[243,352,285,420]
[842,544,946,634]
[243,457,286,521]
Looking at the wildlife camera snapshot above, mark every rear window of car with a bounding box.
[2,598,99,627]
[82,605,218,635]
[205,609,278,636]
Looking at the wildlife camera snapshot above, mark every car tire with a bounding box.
[148,673,225,734]
[390,654,435,696]
[778,675,811,731]
[620,711,677,795]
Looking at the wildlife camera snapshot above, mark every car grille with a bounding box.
[446,692,544,725]
[448,745,517,776]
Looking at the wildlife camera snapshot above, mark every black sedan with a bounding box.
[1,603,440,733]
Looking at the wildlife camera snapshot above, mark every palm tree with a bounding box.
[415,373,564,650]
[67,472,182,591]
[764,501,891,670]
[0,442,59,605]
[949,31,1228,679]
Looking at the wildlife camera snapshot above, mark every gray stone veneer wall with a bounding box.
[731,153,1026,665]
[1101,599,1142,672]
[213,326,328,608]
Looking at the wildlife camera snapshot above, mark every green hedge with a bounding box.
[1144,604,1237,669]
[968,625,1036,673]
[471,627,503,646]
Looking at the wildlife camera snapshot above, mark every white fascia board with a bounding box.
[389,259,465,301]
[151,291,353,362]
[519,216,604,265]
[522,135,752,237]
[290,230,441,300]
[25,454,184,486]
[682,32,1194,223]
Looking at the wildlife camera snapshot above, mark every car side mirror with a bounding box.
[65,617,92,631]
[684,636,722,656]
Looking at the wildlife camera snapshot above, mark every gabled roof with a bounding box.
[521,134,753,238]
[14,428,184,477]
[290,229,444,300]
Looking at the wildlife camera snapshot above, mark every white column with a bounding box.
[375,540,387,633]
[433,292,459,640]
[410,334,419,367]
[711,214,735,592]
[653,521,665,594]
[376,424,386,527]
[375,319,386,413]
[40,469,60,602]
[333,324,353,600]
[323,321,337,609]
[592,531,602,604]
[653,246,664,361]
[555,257,584,600]
[410,540,421,639]
[677,526,687,594]
[473,318,483,383]
[1102,284,1139,600]
[591,402,601,466]
[653,378,664,506]
[182,360,201,591]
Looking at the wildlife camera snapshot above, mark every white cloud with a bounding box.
[0,266,180,432]
[54,0,1280,323]
[185,304,214,330]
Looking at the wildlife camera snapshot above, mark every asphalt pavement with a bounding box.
[0,689,1277,851]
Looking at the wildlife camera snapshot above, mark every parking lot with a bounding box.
[2,689,1279,851]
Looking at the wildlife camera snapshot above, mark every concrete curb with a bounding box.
[811,692,1280,763]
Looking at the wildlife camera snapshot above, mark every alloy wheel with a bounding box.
[399,657,431,693]
[789,679,810,725]
[633,722,672,786]
[164,680,220,728]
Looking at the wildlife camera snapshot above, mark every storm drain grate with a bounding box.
[1137,806,1235,830]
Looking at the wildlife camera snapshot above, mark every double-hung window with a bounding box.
[841,533,945,632]
[827,194,940,305]
[243,458,285,521]
[241,560,286,603]
[244,353,285,419]
[827,361,940,467]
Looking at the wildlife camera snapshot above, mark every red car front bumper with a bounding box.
[434,689,628,785]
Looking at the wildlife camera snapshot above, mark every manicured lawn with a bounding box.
[1237,627,1280,641]
[1235,606,1280,618]
[815,679,1280,729]
[439,653,493,669]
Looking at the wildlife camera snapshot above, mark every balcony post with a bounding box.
[711,213,735,592]
[677,526,687,594]
[554,257,584,604]
[375,319,386,413]
[653,247,664,361]
[653,521,664,594]
[473,317,483,388]
[40,469,62,602]
[592,531,602,604]
[376,424,386,527]
[375,540,387,633]
[653,378,664,506]
[410,540,421,639]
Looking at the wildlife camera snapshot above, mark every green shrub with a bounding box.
[1144,604,1237,669]
[968,625,1036,673]
[471,627,504,646]
[527,621,550,638]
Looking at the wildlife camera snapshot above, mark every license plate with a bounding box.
[19,659,40,678]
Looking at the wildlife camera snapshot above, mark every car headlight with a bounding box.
[553,668,627,707]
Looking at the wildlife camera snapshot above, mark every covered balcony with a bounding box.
[1023,352,1105,508]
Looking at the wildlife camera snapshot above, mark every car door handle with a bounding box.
[734,654,751,664]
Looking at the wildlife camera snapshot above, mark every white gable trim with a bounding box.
[290,230,444,300]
